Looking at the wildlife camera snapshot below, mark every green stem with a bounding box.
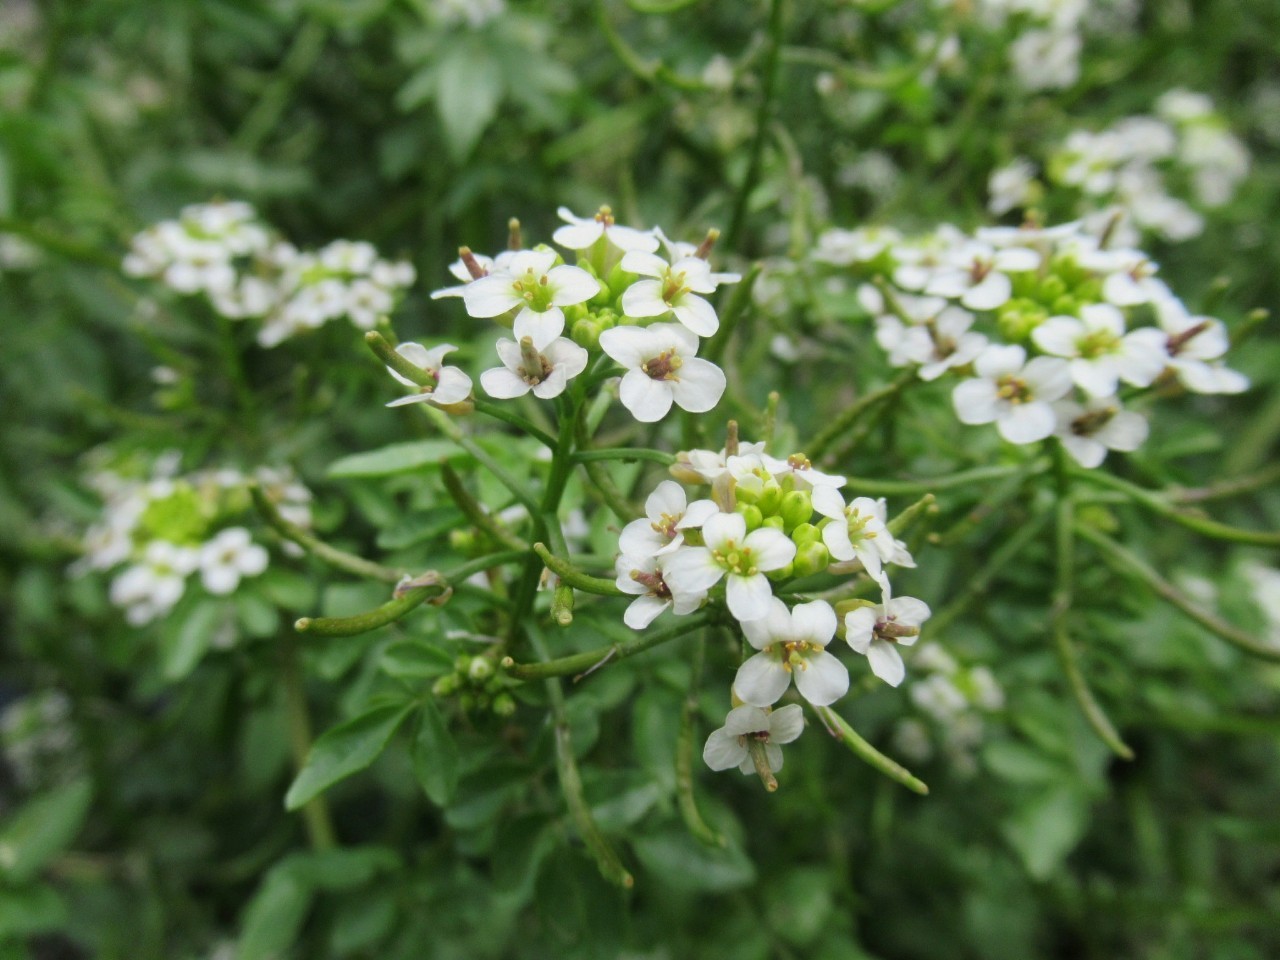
[806,371,914,462]
[1072,469,1280,547]
[780,36,944,91]
[528,625,634,888]
[931,459,1041,546]
[1075,525,1280,663]
[502,612,716,681]
[725,0,785,249]
[250,484,402,583]
[1052,493,1134,759]
[886,493,937,538]
[813,704,928,795]
[573,447,676,466]
[676,635,727,846]
[295,551,525,638]
[235,19,327,153]
[1172,462,1280,504]
[533,543,626,596]
[281,634,337,850]
[703,263,763,366]
[841,460,1048,497]
[575,415,640,521]
[472,397,557,449]
[441,464,530,552]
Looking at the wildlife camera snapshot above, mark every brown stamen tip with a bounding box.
[458,246,487,280]
[507,218,522,251]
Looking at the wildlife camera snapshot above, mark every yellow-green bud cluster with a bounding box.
[431,654,515,717]
[735,475,830,580]
[999,255,1107,341]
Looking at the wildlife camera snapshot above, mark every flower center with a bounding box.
[650,511,681,540]
[1077,329,1120,359]
[969,257,994,283]
[874,615,918,644]
[786,454,812,471]
[594,205,616,227]
[1166,320,1210,356]
[641,350,683,381]
[511,267,554,312]
[1070,405,1117,437]
[711,538,758,576]
[764,639,815,673]
[517,337,553,385]
[661,269,690,304]
[995,374,1032,404]
[842,509,877,542]
[629,568,671,599]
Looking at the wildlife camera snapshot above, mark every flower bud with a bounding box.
[432,674,458,697]
[735,483,760,505]
[468,656,494,682]
[449,528,477,553]
[791,522,821,547]
[571,318,602,350]
[738,503,764,531]
[761,515,786,532]
[757,482,783,517]
[997,298,1047,342]
[765,561,794,581]
[779,490,813,533]
[1036,275,1067,303]
[492,693,516,717]
[792,541,830,578]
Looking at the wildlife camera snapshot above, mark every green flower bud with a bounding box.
[1050,295,1078,316]
[458,693,475,712]
[468,657,494,682]
[449,528,477,554]
[757,482,783,517]
[735,483,760,505]
[571,318,602,350]
[834,597,876,622]
[605,261,637,301]
[432,674,458,697]
[1037,275,1068,303]
[791,522,821,547]
[738,503,764,531]
[492,693,517,717]
[455,655,472,673]
[997,298,1048,342]
[792,541,830,578]
[779,490,813,533]
[765,561,794,582]
[761,515,786,532]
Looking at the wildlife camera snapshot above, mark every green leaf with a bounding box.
[381,640,456,680]
[982,740,1067,785]
[285,701,416,810]
[435,44,504,162]
[236,589,279,638]
[1002,785,1091,881]
[237,863,312,960]
[161,599,226,680]
[327,440,467,478]
[0,778,93,884]
[412,699,459,807]
[633,827,757,893]
[0,884,67,938]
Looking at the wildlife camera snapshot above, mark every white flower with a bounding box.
[952,345,1072,444]
[811,489,894,580]
[479,333,589,401]
[1155,299,1248,394]
[620,251,737,337]
[844,590,932,687]
[552,205,658,255]
[199,527,268,595]
[599,323,725,422]
[661,512,795,622]
[875,306,987,381]
[734,598,848,706]
[1031,304,1167,397]
[618,480,719,558]
[1053,397,1149,468]
[344,279,394,330]
[461,249,600,344]
[1010,28,1081,91]
[110,541,200,625]
[813,226,902,266]
[703,704,805,774]
[760,453,845,492]
[925,241,1039,311]
[988,158,1037,216]
[614,553,706,629]
[385,342,473,408]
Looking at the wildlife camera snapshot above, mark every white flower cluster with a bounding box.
[123,201,415,347]
[605,442,932,778]
[933,0,1095,90]
[814,219,1248,467]
[989,90,1251,243]
[386,206,736,419]
[891,645,1005,776]
[0,690,79,789]
[74,456,310,626]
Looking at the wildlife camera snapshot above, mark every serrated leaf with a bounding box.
[285,701,416,810]
[412,699,459,807]
[435,44,504,162]
[327,440,466,478]
[0,778,93,883]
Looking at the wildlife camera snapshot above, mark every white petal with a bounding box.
[1061,433,1107,468]
[998,401,1057,444]
[723,704,770,736]
[673,295,719,337]
[790,600,837,645]
[701,512,746,552]
[1072,358,1120,398]
[1100,410,1148,452]
[531,365,570,399]
[768,704,805,744]
[1031,317,1084,357]
[1023,357,1073,400]
[661,547,725,593]
[619,370,674,422]
[733,653,792,706]
[810,486,846,521]
[621,280,671,318]
[236,543,269,576]
[822,523,855,563]
[865,640,906,687]
[480,367,530,399]
[646,481,688,520]
[961,272,1012,311]
[726,572,775,622]
[678,500,720,529]
[461,275,520,318]
[202,564,239,596]
[619,251,668,278]
[670,358,726,413]
[546,264,601,306]
[624,594,670,629]
[887,596,931,627]
[794,651,850,706]
[432,367,473,404]
[598,325,652,368]
[543,338,589,379]
[703,728,748,771]
[843,608,877,653]
[512,307,565,347]
[743,528,797,571]
[952,378,999,425]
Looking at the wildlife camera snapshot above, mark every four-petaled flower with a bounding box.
[480,331,589,401]
[952,345,1072,444]
[599,323,726,422]
[703,704,805,775]
[552,205,659,255]
[613,553,706,629]
[618,480,719,558]
[811,489,895,580]
[199,527,269,596]
[734,598,849,706]
[461,249,600,345]
[385,342,473,408]
[844,590,932,687]
[662,512,795,622]
[1053,397,1149,468]
[620,251,739,337]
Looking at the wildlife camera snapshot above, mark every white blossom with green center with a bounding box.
[618,480,719,559]
[703,704,805,775]
[619,250,739,338]
[662,512,795,622]
[1031,303,1167,397]
[811,489,895,580]
[734,598,848,707]
[461,248,600,344]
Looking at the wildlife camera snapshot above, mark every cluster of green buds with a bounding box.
[432,653,516,717]
[732,472,832,581]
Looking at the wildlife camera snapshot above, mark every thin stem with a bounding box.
[235,19,327,153]
[840,460,1048,497]
[1172,462,1280,504]
[813,704,928,795]
[533,543,626,596]
[472,398,558,449]
[1072,468,1280,548]
[441,464,530,552]
[281,634,337,850]
[806,371,915,462]
[573,447,676,466]
[502,612,716,681]
[1076,525,1280,663]
[781,36,944,91]
[931,459,1041,546]
[250,483,403,583]
[726,0,785,249]
[675,635,726,845]
[575,415,640,521]
[528,625,634,888]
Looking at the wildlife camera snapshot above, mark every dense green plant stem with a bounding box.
[807,371,915,462]
[471,398,557,449]
[528,626,634,888]
[1052,487,1135,759]
[250,483,403,583]
[841,460,1049,496]
[294,551,525,638]
[1171,462,1280,504]
[533,543,626,596]
[1072,468,1280,547]
[675,634,726,846]
[1075,525,1280,663]
[281,635,337,851]
[813,704,928,795]
[502,612,716,681]
[726,0,786,249]
[441,464,530,552]
[575,415,640,521]
[573,447,675,466]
